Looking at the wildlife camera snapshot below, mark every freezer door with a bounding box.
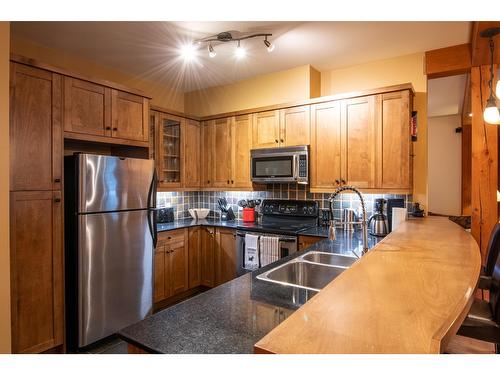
[78,210,153,347]
[78,154,154,213]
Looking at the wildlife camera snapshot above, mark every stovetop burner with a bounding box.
[237,199,319,235]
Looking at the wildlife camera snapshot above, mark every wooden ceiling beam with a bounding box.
[471,21,500,67]
[425,43,471,79]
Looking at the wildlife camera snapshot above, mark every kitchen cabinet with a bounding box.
[188,227,201,289]
[252,106,310,149]
[63,77,111,137]
[215,228,237,286]
[111,90,149,142]
[212,118,233,188]
[183,119,201,189]
[201,121,214,187]
[9,62,64,354]
[341,95,377,189]
[10,191,63,354]
[252,110,280,148]
[154,229,188,303]
[298,235,323,251]
[310,100,342,190]
[157,113,183,188]
[279,105,311,147]
[200,227,216,287]
[10,63,62,192]
[377,91,412,189]
[231,114,253,188]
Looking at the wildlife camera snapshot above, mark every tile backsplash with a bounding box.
[157,184,413,221]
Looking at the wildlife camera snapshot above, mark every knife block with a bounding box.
[221,207,235,221]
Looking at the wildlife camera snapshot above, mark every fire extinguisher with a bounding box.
[410,111,418,141]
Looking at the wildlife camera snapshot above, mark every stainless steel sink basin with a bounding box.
[256,260,346,291]
[300,251,357,268]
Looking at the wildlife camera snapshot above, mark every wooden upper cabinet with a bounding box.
[10,191,63,353]
[341,96,377,189]
[201,121,214,187]
[310,101,342,190]
[252,110,280,148]
[111,90,149,142]
[378,91,412,189]
[215,228,237,286]
[279,105,311,147]
[10,63,62,192]
[63,77,111,137]
[212,118,233,188]
[231,114,253,188]
[157,114,183,188]
[183,119,201,189]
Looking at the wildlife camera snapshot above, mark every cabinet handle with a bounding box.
[341,179,346,184]
[335,179,340,185]
[54,178,61,183]
[227,180,230,184]
[275,139,278,143]
[280,139,284,143]
[231,180,234,184]
[105,126,111,130]
[207,180,210,184]
[54,198,61,203]
[113,127,118,131]
[168,236,172,240]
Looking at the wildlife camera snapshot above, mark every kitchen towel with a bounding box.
[244,234,260,270]
[392,207,407,232]
[259,236,280,267]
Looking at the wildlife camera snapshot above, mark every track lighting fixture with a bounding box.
[480,27,500,124]
[193,31,274,59]
[208,43,216,58]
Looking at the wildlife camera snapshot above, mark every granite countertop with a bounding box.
[118,229,381,354]
[157,218,241,232]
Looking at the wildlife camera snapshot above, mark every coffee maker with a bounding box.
[368,198,389,237]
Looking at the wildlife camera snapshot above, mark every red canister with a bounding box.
[242,207,255,222]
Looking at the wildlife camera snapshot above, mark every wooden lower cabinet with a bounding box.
[200,227,216,287]
[298,235,323,251]
[10,191,63,354]
[153,229,189,304]
[215,228,238,286]
[188,227,202,289]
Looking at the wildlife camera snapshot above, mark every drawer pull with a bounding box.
[54,178,61,183]
[54,198,61,203]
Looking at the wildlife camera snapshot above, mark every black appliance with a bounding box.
[157,207,174,223]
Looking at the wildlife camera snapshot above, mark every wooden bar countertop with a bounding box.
[254,217,481,354]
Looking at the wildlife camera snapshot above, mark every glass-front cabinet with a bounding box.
[158,115,182,187]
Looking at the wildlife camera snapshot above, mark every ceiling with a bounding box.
[11,21,472,92]
[428,74,468,117]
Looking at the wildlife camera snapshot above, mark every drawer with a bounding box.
[158,228,186,246]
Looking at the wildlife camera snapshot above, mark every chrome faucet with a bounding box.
[328,185,369,256]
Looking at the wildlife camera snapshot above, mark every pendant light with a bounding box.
[481,28,500,124]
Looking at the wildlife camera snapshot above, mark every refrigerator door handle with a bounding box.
[147,168,158,248]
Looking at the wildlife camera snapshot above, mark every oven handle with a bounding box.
[236,232,296,243]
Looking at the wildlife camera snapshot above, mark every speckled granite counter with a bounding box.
[118,230,380,354]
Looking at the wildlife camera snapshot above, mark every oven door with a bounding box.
[251,153,297,183]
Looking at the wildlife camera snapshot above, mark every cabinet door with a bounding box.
[378,91,411,189]
[63,77,111,137]
[280,105,311,147]
[188,227,201,289]
[10,63,62,191]
[212,118,232,188]
[341,96,377,188]
[158,114,182,188]
[252,110,280,149]
[183,119,201,189]
[231,114,253,188]
[215,228,237,286]
[169,239,189,296]
[111,89,149,142]
[201,227,215,288]
[201,121,213,187]
[310,101,342,190]
[10,191,63,353]
[153,245,165,303]
[149,110,160,161]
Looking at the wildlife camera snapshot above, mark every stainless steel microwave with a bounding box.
[250,145,309,184]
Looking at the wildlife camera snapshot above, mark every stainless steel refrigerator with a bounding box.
[65,154,157,350]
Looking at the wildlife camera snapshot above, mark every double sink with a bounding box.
[256,251,357,292]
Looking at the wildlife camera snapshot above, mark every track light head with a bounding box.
[235,40,246,59]
[264,37,275,52]
[208,43,216,58]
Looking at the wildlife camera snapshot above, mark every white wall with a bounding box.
[428,114,462,216]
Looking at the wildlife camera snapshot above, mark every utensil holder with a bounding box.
[243,208,255,222]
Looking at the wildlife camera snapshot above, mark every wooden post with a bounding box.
[471,65,498,262]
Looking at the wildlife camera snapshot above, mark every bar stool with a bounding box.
[457,247,500,353]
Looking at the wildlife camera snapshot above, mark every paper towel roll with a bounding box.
[392,207,407,232]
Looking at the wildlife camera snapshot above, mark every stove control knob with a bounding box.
[308,206,315,215]
[302,206,308,214]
